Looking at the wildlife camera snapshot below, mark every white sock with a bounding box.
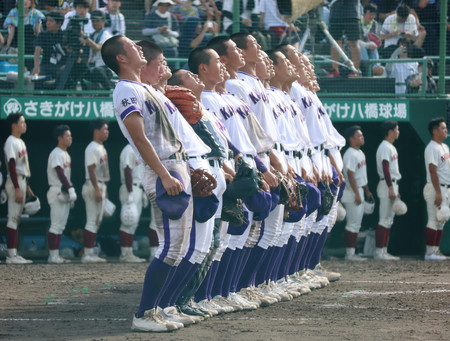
[8,248,17,257]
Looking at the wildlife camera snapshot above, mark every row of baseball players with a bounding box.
[2,113,155,264]
[98,32,349,332]
[341,118,450,261]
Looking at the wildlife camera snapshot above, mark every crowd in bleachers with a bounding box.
[0,0,448,93]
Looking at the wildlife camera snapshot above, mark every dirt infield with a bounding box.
[1,259,449,341]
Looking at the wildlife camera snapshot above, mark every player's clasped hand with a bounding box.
[434,192,442,208]
[15,188,23,203]
[162,175,183,196]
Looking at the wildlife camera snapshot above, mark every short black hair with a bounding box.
[46,11,64,24]
[54,125,70,139]
[230,32,250,50]
[397,4,410,19]
[364,3,377,13]
[89,118,108,133]
[381,120,398,137]
[428,117,445,135]
[188,47,213,75]
[207,35,231,56]
[73,0,90,8]
[344,125,362,143]
[266,49,280,65]
[101,35,126,75]
[91,10,106,20]
[275,43,290,57]
[167,69,184,86]
[136,40,163,63]
[6,112,24,131]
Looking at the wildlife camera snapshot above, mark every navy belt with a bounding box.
[209,159,224,168]
[168,152,188,161]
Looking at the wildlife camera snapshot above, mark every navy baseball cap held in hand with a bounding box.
[193,194,220,223]
[156,170,191,220]
[244,189,272,221]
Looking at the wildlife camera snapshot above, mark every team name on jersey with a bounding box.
[121,97,138,107]
[100,154,108,164]
[289,104,300,119]
[219,104,236,120]
[357,159,366,169]
[63,161,71,169]
[301,95,313,109]
[248,89,268,105]
[391,154,398,162]
[18,149,27,158]
[164,100,177,115]
[144,100,156,115]
[441,153,450,163]
[235,103,251,120]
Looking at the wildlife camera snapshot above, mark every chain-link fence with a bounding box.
[0,0,448,95]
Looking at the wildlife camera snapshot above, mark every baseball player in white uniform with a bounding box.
[47,125,77,264]
[375,120,401,260]
[102,35,193,332]
[119,144,146,263]
[3,113,34,264]
[341,126,373,261]
[423,117,450,260]
[81,118,111,264]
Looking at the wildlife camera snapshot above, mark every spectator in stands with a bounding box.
[81,10,114,90]
[328,0,361,77]
[143,0,180,58]
[359,3,384,76]
[32,11,66,83]
[62,0,94,37]
[101,0,126,36]
[178,16,219,58]
[1,0,16,28]
[377,0,416,22]
[405,57,437,93]
[222,0,258,34]
[172,1,200,21]
[414,0,440,56]
[38,0,72,16]
[259,0,299,48]
[3,0,45,70]
[380,4,426,59]
[386,37,418,94]
[0,32,4,46]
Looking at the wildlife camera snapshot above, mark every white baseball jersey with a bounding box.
[201,104,230,152]
[229,74,281,143]
[310,92,346,148]
[291,82,328,148]
[343,147,368,188]
[266,87,302,151]
[376,140,401,180]
[201,90,257,156]
[84,141,110,182]
[425,140,450,185]
[113,80,184,161]
[47,147,71,186]
[154,89,211,157]
[4,135,31,177]
[219,92,274,154]
[120,144,144,184]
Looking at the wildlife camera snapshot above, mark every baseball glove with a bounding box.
[221,196,247,226]
[318,181,335,216]
[165,85,203,124]
[272,170,290,205]
[289,179,305,212]
[191,168,217,197]
[224,157,260,199]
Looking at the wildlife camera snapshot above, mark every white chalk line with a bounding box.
[322,303,450,315]
[343,288,450,296]
[0,318,128,322]
[341,280,450,285]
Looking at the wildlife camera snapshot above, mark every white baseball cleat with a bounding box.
[374,252,400,260]
[156,307,186,328]
[228,292,258,310]
[6,255,32,264]
[197,299,220,315]
[212,295,241,312]
[313,264,341,282]
[131,308,179,332]
[345,253,368,261]
[48,254,71,264]
[81,254,107,263]
[120,253,146,263]
[424,252,447,261]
